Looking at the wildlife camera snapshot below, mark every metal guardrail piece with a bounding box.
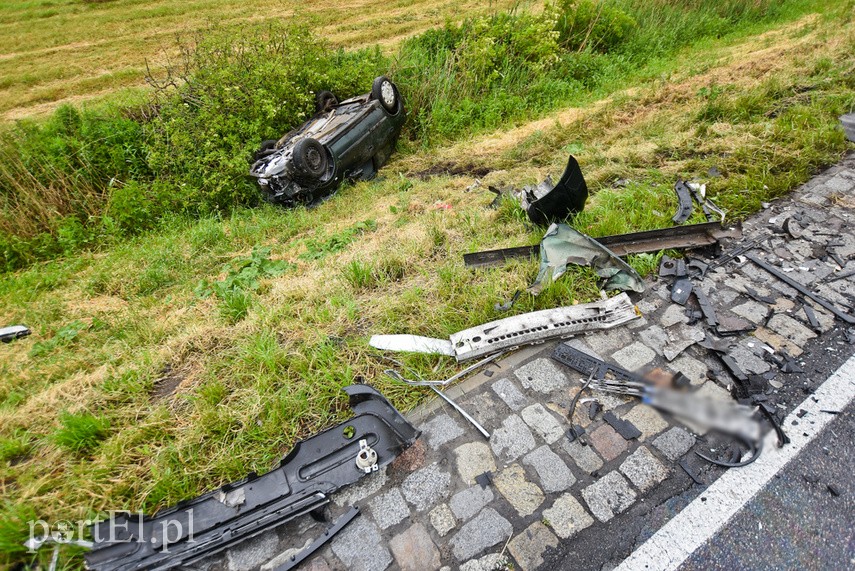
[451,293,638,362]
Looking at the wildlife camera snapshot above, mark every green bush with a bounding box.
[550,0,637,52]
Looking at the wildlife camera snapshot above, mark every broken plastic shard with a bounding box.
[528,223,645,294]
[671,278,693,305]
[520,154,588,225]
[672,180,694,224]
[369,334,455,356]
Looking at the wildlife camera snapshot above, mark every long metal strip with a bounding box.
[451,293,638,362]
[463,222,742,268]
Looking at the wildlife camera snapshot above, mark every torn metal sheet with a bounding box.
[745,253,855,325]
[452,293,639,362]
[529,223,645,294]
[273,507,360,571]
[463,222,742,268]
[85,385,419,571]
[369,334,455,356]
[520,154,588,225]
[672,180,694,223]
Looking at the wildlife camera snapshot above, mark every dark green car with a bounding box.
[249,76,405,205]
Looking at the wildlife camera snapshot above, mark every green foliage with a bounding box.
[550,0,637,52]
[195,246,292,299]
[0,501,38,564]
[300,219,377,261]
[53,411,111,454]
[29,320,88,357]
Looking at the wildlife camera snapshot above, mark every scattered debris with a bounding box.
[520,154,588,225]
[745,253,855,324]
[85,385,419,571]
[528,223,645,294]
[679,458,704,485]
[371,293,638,362]
[841,113,855,143]
[475,472,492,489]
[802,303,822,333]
[744,286,777,305]
[827,483,842,497]
[463,222,741,269]
[0,324,30,343]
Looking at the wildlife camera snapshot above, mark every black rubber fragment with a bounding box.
[475,472,492,489]
[603,411,642,440]
[680,458,704,485]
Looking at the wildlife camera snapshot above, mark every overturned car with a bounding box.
[249,76,405,205]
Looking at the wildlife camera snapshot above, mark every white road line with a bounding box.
[616,353,855,571]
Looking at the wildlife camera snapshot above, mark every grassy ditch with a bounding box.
[1,0,844,272]
[0,1,854,568]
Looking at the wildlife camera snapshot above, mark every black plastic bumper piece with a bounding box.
[85,384,419,571]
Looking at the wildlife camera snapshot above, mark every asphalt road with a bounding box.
[681,400,855,571]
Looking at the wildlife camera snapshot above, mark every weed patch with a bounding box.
[53,411,111,455]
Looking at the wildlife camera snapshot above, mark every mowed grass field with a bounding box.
[0,0,853,567]
[0,0,521,119]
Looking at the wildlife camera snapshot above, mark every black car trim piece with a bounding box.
[85,385,419,571]
[745,253,855,325]
[463,222,742,269]
[272,506,361,571]
[552,343,646,385]
[672,180,694,224]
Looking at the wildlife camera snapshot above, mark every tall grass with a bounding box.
[0,0,832,273]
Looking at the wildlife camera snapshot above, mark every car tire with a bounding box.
[371,76,398,114]
[253,139,278,162]
[315,90,338,113]
[292,138,328,180]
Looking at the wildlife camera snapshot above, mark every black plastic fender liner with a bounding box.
[85,385,419,571]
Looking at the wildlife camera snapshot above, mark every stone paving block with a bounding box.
[463,391,506,427]
[331,517,392,571]
[460,554,510,571]
[660,304,689,327]
[562,439,604,473]
[420,414,464,450]
[507,521,559,571]
[584,328,632,355]
[612,342,656,372]
[588,423,629,462]
[450,485,495,521]
[663,323,706,362]
[455,441,497,483]
[728,343,771,375]
[542,493,594,539]
[401,463,452,512]
[514,358,570,393]
[619,446,669,492]
[389,523,441,571]
[520,403,564,444]
[522,445,576,493]
[429,504,456,537]
[621,405,668,441]
[369,488,410,530]
[227,533,279,571]
[639,324,668,356]
[450,508,513,561]
[637,298,662,315]
[731,300,770,324]
[695,381,731,402]
[653,427,696,461]
[490,414,536,462]
[710,286,740,305]
[768,313,817,347]
[669,354,708,385]
[753,326,804,357]
[491,378,530,411]
[824,174,855,193]
[581,471,637,522]
[332,468,387,506]
[493,464,545,517]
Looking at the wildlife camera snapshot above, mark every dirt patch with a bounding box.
[410,161,493,179]
[150,363,187,401]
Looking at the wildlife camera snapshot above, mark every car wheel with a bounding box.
[315,90,338,113]
[292,138,328,180]
[253,139,278,162]
[371,76,398,113]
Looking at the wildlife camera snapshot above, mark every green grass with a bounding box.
[0,1,854,568]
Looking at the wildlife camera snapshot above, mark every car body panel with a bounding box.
[250,82,405,205]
